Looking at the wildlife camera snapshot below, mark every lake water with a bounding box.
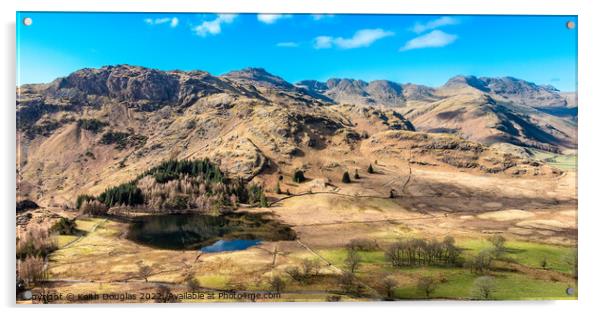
[200,239,262,253]
[127,212,295,251]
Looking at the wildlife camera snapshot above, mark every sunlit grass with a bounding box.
[531,149,577,171]
[457,238,576,273]
[393,267,576,300]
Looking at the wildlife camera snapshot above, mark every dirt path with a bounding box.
[61,218,108,249]
[295,239,381,299]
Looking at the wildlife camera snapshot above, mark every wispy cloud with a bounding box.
[400,30,458,51]
[193,14,237,37]
[411,16,459,33]
[314,28,394,49]
[257,14,292,24]
[311,14,335,21]
[144,17,179,28]
[276,42,299,48]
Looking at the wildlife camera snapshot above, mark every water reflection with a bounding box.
[127,212,295,250]
[201,239,262,253]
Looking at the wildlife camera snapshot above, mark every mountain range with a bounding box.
[16,65,576,205]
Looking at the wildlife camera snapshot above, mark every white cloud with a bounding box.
[314,28,394,49]
[144,17,179,28]
[400,30,458,51]
[311,14,335,21]
[276,42,299,48]
[411,16,459,33]
[193,14,237,37]
[257,14,292,24]
[314,36,334,49]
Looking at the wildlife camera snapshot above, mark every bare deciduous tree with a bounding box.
[138,264,152,282]
[301,258,320,278]
[417,276,437,298]
[17,255,47,287]
[269,275,286,293]
[285,266,304,283]
[338,271,362,295]
[471,276,496,300]
[345,249,361,274]
[386,237,461,267]
[382,275,398,299]
[488,234,506,257]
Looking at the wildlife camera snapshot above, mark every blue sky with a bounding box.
[17,12,577,91]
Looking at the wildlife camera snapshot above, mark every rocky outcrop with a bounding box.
[441,75,568,107]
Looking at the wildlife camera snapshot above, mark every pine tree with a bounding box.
[368,164,375,174]
[354,169,360,179]
[342,171,351,183]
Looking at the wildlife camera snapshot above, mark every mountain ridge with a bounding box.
[17,64,571,207]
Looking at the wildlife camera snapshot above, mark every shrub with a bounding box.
[154,285,180,303]
[347,238,379,251]
[540,257,548,269]
[284,266,304,283]
[50,217,77,235]
[292,170,305,183]
[354,169,360,179]
[100,131,146,150]
[186,276,201,291]
[275,182,281,194]
[16,227,57,260]
[16,199,39,213]
[301,258,320,278]
[269,275,286,293]
[100,131,130,147]
[77,119,107,133]
[247,183,267,206]
[17,255,47,286]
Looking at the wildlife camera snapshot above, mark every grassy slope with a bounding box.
[317,239,577,300]
[531,149,577,171]
[458,238,576,273]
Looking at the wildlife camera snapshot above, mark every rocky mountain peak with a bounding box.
[442,75,490,92]
[221,67,295,90]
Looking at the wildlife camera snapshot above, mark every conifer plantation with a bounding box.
[76,159,267,214]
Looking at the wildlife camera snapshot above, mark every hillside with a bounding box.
[17,65,569,207]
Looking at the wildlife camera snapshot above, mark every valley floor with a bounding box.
[20,160,577,303]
